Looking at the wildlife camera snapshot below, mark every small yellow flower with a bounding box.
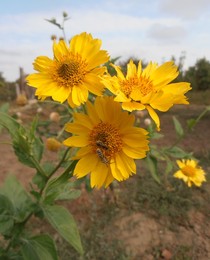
[174,159,206,187]
[46,137,62,152]
[27,32,109,107]
[63,96,150,188]
[102,60,191,130]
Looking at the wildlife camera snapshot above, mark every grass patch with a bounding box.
[118,173,200,227]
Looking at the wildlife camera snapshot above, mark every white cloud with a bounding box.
[147,24,187,43]
[159,0,210,19]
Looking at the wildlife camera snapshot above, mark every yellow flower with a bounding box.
[26,32,109,107]
[63,96,149,188]
[174,159,206,187]
[102,60,191,130]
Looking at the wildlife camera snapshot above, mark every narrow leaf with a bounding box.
[165,147,192,159]
[146,155,160,183]
[173,116,184,137]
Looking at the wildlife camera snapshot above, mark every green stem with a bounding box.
[30,156,47,178]
[46,147,70,180]
[191,106,210,126]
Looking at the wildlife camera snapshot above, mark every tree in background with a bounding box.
[184,58,210,91]
[0,73,16,101]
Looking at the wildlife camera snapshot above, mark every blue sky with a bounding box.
[1,0,210,81]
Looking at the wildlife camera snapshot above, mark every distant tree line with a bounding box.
[1,55,210,101]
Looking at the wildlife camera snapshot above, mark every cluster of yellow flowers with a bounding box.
[27,32,206,188]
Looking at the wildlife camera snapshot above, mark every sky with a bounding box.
[0,0,210,81]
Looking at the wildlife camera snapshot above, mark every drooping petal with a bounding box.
[146,105,160,131]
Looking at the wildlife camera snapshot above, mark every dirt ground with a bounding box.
[0,102,210,259]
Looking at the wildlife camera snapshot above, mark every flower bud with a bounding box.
[51,35,57,41]
[144,118,152,126]
[63,12,68,18]
[16,94,28,106]
[37,107,43,114]
[135,110,145,118]
[49,112,60,123]
[46,137,62,152]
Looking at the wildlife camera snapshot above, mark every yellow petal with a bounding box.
[53,40,69,60]
[122,133,149,147]
[74,154,98,178]
[104,172,115,188]
[111,64,125,80]
[73,113,93,129]
[86,100,100,125]
[84,73,104,96]
[146,105,160,131]
[75,146,92,158]
[51,86,71,103]
[115,153,133,179]
[126,60,137,79]
[87,50,110,69]
[120,151,136,173]
[65,122,91,134]
[122,144,148,159]
[90,162,109,188]
[33,56,53,71]
[137,60,142,77]
[110,161,124,181]
[63,135,88,147]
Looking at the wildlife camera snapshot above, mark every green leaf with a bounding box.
[165,160,174,175]
[173,116,184,137]
[0,175,34,222]
[0,112,22,138]
[42,205,83,255]
[55,184,81,201]
[0,194,14,234]
[21,234,58,260]
[43,169,73,203]
[164,147,192,159]
[0,103,10,133]
[29,116,44,163]
[32,172,47,190]
[146,155,160,183]
[151,132,164,139]
[187,118,196,130]
[0,112,44,168]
